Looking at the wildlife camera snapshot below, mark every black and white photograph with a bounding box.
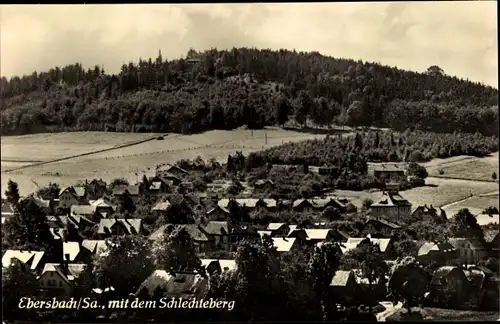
[1,2,498,322]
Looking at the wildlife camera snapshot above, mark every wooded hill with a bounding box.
[1,48,498,136]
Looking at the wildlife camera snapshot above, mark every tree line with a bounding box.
[1,48,498,136]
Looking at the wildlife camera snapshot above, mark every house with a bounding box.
[289,228,335,245]
[46,215,95,233]
[362,218,402,237]
[70,205,104,222]
[38,262,87,296]
[267,223,291,237]
[148,178,170,196]
[417,242,459,266]
[330,270,360,306]
[135,271,209,300]
[330,229,351,243]
[370,185,412,221]
[63,241,93,264]
[206,205,231,221]
[84,179,108,200]
[2,250,46,273]
[201,259,237,276]
[429,266,473,308]
[410,205,443,222]
[218,198,277,212]
[310,198,347,213]
[32,195,54,214]
[474,214,499,227]
[150,224,214,253]
[253,179,275,193]
[270,237,301,253]
[97,218,144,238]
[448,238,489,265]
[202,221,232,251]
[81,240,108,256]
[230,223,260,242]
[58,186,87,208]
[156,164,189,178]
[151,200,172,216]
[112,185,141,203]
[88,198,116,215]
[341,237,394,258]
[292,199,315,213]
[367,162,408,182]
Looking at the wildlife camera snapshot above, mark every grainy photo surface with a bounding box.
[1,2,499,323]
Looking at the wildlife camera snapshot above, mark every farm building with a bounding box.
[370,185,412,221]
[367,162,408,182]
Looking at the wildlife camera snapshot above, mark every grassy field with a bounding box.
[424,152,499,182]
[441,194,499,216]
[1,132,163,162]
[1,129,326,196]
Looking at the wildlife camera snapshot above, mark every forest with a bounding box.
[1,48,498,136]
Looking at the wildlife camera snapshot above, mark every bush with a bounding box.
[492,172,497,180]
[346,203,358,213]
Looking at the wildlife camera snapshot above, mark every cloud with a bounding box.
[1,2,497,87]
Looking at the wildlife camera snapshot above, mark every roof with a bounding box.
[431,266,468,285]
[59,186,86,198]
[206,205,230,215]
[50,228,65,240]
[183,224,211,241]
[33,195,51,208]
[267,223,286,231]
[136,270,208,298]
[149,182,164,191]
[63,242,81,262]
[97,219,142,235]
[1,201,15,216]
[41,263,72,285]
[292,199,312,208]
[464,268,486,289]
[203,221,229,236]
[342,237,392,253]
[258,230,273,237]
[271,237,296,252]
[365,218,401,229]
[475,214,499,226]
[254,179,274,186]
[201,259,237,273]
[305,229,332,240]
[288,225,298,235]
[371,192,412,208]
[2,250,45,270]
[331,270,353,287]
[484,230,499,243]
[67,264,87,278]
[367,162,408,173]
[89,198,115,209]
[112,185,140,196]
[156,164,188,175]
[448,237,486,250]
[71,205,97,216]
[152,201,172,212]
[418,242,456,256]
[81,240,107,254]
[217,198,277,209]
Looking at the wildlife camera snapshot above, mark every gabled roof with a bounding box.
[271,237,296,252]
[89,198,116,209]
[304,229,332,240]
[258,230,273,238]
[2,250,45,270]
[371,192,412,207]
[156,164,189,175]
[1,201,15,216]
[32,195,51,208]
[330,270,354,287]
[59,186,86,199]
[474,214,499,226]
[152,201,172,212]
[63,242,82,262]
[267,223,287,231]
[484,230,499,244]
[81,240,107,254]
[136,270,208,298]
[254,179,275,187]
[342,237,392,253]
[367,162,408,173]
[418,242,456,256]
[203,221,229,236]
[206,205,230,215]
[41,263,72,285]
[71,205,97,216]
[365,218,401,229]
[97,219,143,235]
[292,199,313,208]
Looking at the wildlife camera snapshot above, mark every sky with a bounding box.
[1,2,498,88]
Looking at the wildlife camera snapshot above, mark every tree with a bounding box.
[450,208,483,239]
[36,182,60,200]
[93,235,154,294]
[346,203,358,213]
[293,90,314,128]
[111,178,129,188]
[408,162,428,179]
[492,172,497,180]
[118,190,136,214]
[153,225,204,275]
[2,259,39,320]
[141,175,150,194]
[3,196,54,251]
[362,198,374,211]
[322,206,341,221]
[342,240,389,311]
[307,241,343,321]
[388,257,427,315]
[275,95,291,127]
[5,180,20,206]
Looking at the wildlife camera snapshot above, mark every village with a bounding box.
[2,156,499,322]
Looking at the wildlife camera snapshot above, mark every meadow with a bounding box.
[1,128,326,196]
[424,152,499,182]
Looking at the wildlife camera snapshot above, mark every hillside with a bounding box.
[1,48,498,136]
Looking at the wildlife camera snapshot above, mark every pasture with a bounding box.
[1,128,326,196]
[441,194,500,217]
[424,152,499,182]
